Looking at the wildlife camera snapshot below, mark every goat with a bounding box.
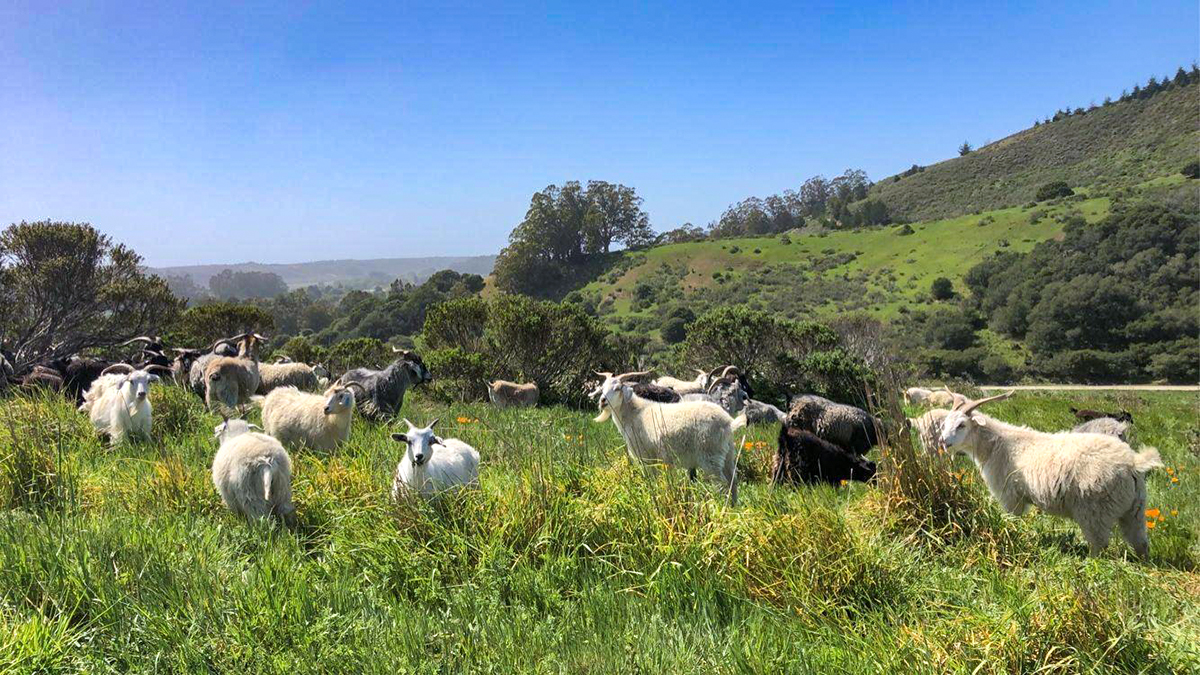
[743,399,787,425]
[908,408,951,454]
[44,355,112,404]
[259,383,365,452]
[904,387,934,405]
[80,364,169,444]
[940,392,1163,558]
[211,418,296,527]
[787,394,880,457]
[631,382,680,403]
[773,424,877,486]
[257,361,321,394]
[592,371,744,505]
[203,333,267,411]
[390,418,480,499]
[188,333,260,398]
[1072,417,1130,442]
[336,348,431,421]
[487,380,539,408]
[1071,407,1133,424]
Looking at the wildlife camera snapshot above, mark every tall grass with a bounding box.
[0,386,1195,672]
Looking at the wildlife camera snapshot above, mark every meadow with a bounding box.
[0,386,1197,673]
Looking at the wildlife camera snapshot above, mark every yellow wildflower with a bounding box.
[1146,521,1156,529]
[457,416,470,424]
[1171,510,1178,516]
[1171,477,1179,484]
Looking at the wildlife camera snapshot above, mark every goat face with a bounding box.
[322,385,356,416]
[391,418,441,467]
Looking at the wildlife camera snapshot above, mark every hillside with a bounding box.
[577,193,1117,327]
[870,82,1199,221]
[151,255,496,289]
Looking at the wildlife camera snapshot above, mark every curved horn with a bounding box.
[100,363,135,376]
[616,370,654,383]
[720,365,741,378]
[428,418,439,429]
[208,336,237,352]
[695,368,708,377]
[120,336,154,346]
[957,390,1014,416]
[594,371,613,379]
[706,376,736,394]
[144,364,173,376]
[343,381,368,395]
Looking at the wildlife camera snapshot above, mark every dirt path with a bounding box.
[977,384,1199,392]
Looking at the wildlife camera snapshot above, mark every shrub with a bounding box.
[1035,181,1074,201]
[422,347,493,402]
[930,277,955,300]
[896,224,915,236]
[277,335,327,365]
[325,337,392,376]
[1183,161,1200,179]
[661,317,689,344]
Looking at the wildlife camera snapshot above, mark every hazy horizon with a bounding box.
[3,1,1197,267]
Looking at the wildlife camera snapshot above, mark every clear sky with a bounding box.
[2,1,1196,266]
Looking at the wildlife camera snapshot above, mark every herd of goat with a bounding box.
[0,336,1166,559]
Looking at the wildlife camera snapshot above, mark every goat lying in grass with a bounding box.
[773,424,876,487]
[390,418,480,500]
[941,392,1162,559]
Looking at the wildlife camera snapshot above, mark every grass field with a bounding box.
[0,385,1197,673]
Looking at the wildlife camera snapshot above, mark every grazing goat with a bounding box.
[787,394,880,456]
[257,361,321,394]
[744,399,787,425]
[592,371,744,505]
[390,418,480,499]
[203,334,267,411]
[908,408,951,454]
[773,425,877,486]
[1072,417,1129,442]
[211,419,296,527]
[336,348,431,421]
[80,364,168,445]
[926,388,960,408]
[632,382,680,403]
[940,392,1162,558]
[904,387,934,405]
[1071,407,1133,424]
[19,365,65,391]
[188,334,259,398]
[487,380,539,408]
[259,383,365,452]
[47,355,113,404]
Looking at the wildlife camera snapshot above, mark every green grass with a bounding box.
[0,385,1197,672]
[870,83,1200,221]
[582,196,1111,325]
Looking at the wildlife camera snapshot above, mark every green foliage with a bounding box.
[493,181,652,297]
[324,337,392,376]
[422,347,494,403]
[966,203,1198,382]
[923,307,978,350]
[0,220,184,370]
[166,302,275,350]
[1182,161,1200,179]
[421,295,631,404]
[1035,181,1075,201]
[930,276,955,300]
[208,268,288,300]
[277,335,327,365]
[958,141,972,156]
[679,306,870,403]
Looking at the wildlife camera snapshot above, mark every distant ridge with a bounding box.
[149,255,496,289]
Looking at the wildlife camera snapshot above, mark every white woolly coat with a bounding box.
[257,362,320,394]
[392,438,480,500]
[81,373,153,444]
[944,412,1161,557]
[260,386,354,452]
[212,423,295,525]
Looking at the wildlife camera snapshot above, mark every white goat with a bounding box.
[79,364,165,444]
[390,418,480,500]
[211,418,296,527]
[592,371,744,505]
[904,387,934,405]
[1072,417,1130,442]
[940,392,1163,558]
[257,361,321,394]
[908,408,951,454]
[258,382,365,452]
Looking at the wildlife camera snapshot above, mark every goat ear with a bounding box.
[391,432,408,443]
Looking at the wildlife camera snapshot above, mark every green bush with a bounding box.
[1035,181,1074,201]
[166,302,275,350]
[1182,161,1200,179]
[325,337,393,377]
[930,277,955,300]
[423,347,494,402]
[276,335,327,365]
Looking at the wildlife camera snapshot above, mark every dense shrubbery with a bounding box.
[166,302,275,351]
[964,203,1198,383]
[1035,181,1074,201]
[679,306,873,405]
[422,295,636,404]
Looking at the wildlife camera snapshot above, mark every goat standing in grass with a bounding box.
[211,418,296,527]
[80,364,170,445]
[592,371,744,505]
[940,392,1163,558]
[390,418,479,500]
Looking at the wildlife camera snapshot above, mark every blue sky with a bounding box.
[1,1,1196,266]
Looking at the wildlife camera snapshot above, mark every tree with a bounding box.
[930,277,955,300]
[0,221,184,371]
[208,269,289,300]
[164,274,207,303]
[166,302,275,350]
[958,141,973,156]
[582,180,653,253]
[799,176,831,216]
[1035,181,1074,201]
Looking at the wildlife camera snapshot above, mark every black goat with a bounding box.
[772,424,876,487]
[1070,407,1133,424]
[787,394,880,456]
[631,382,681,403]
[336,350,432,421]
[46,356,112,404]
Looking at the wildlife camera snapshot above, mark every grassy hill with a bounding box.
[870,83,1199,221]
[577,192,1119,329]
